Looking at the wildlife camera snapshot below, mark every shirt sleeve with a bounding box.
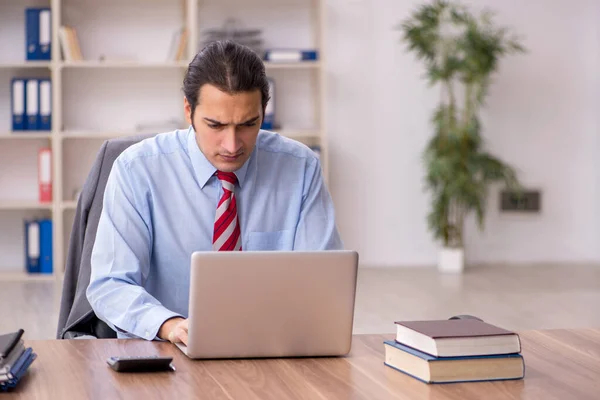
[293,156,344,250]
[86,157,182,341]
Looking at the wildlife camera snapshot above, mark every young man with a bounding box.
[86,41,342,345]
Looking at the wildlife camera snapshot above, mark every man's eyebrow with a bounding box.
[203,118,224,125]
[238,116,260,125]
[203,116,260,126]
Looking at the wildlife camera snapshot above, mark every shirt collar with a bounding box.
[186,126,252,189]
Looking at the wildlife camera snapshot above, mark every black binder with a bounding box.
[0,330,24,362]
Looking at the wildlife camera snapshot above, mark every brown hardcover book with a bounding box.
[394,320,521,357]
[384,339,525,384]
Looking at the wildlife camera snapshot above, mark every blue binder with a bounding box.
[263,49,318,62]
[261,78,275,130]
[25,8,51,61]
[25,79,39,130]
[25,9,40,61]
[38,79,52,131]
[11,79,26,131]
[24,220,40,273]
[39,219,53,274]
[38,9,51,60]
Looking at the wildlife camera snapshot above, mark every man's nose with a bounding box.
[221,128,240,153]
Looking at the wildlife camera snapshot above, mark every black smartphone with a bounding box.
[106,356,175,372]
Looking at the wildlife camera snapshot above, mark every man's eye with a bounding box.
[208,124,221,129]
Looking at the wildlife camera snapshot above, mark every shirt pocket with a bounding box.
[246,230,294,251]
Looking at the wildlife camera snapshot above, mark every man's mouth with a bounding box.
[219,153,242,161]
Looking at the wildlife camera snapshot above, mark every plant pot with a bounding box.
[438,247,464,273]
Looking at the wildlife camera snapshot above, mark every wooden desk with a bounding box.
[5,329,600,399]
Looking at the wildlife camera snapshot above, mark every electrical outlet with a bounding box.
[500,190,541,212]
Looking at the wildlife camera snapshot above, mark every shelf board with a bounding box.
[61,130,320,144]
[278,130,322,145]
[61,130,159,139]
[0,133,52,140]
[279,129,321,138]
[61,201,78,210]
[265,61,321,69]
[56,61,318,70]
[0,271,56,282]
[60,61,188,69]
[57,61,318,70]
[0,61,52,69]
[0,201,53,211]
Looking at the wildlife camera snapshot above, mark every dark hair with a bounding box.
[183,40,270,122]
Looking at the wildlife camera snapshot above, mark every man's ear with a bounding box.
[184,97,192,125]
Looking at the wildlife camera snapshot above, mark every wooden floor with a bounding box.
[1,265,599,339]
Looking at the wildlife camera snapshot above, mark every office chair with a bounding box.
[56,134,153,339]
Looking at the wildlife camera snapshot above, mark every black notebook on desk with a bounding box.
[0,330,24,361]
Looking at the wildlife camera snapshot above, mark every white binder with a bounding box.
[26,79,39,130]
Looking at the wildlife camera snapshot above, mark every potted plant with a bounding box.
[400,0,525,273]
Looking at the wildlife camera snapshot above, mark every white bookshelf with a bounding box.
[265,61,321,69]
[60,61,189,69]
[60,201,77,210]
[0,201,53,211]
[0,0,327,281]
[0,62,52,69]
[0,270,56,282]
[0,133,52,140]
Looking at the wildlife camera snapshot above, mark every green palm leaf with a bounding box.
[402,0,525,247]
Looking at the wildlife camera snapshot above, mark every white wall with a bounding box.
[2,0,598,269]
[325,0,600,267]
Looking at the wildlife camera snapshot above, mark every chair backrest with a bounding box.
[57,134,154,339]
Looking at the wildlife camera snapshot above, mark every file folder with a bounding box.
[38,148,52,202]
[24,221,40,273]
[26,79,39,130]
[39,79,51,131]
[261,78,275,130]
[39,219,53,274]
[264,49,318,63]
[11,79,26,131]
[25,9,40,61]
[38,9,51,60]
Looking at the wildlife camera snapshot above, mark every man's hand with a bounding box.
[158,317,189,345]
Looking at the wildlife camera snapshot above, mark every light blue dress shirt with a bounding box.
[87,128,343,340]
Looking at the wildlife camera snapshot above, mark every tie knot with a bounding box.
[216,171,238,191]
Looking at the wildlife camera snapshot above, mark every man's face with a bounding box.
[185,84,262,173]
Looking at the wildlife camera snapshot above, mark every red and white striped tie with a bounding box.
[212,171,242,251]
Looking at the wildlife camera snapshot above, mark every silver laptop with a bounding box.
[175,250,359,359]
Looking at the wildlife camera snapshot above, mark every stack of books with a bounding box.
[0,330,37,391]
[384,319,525,384]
